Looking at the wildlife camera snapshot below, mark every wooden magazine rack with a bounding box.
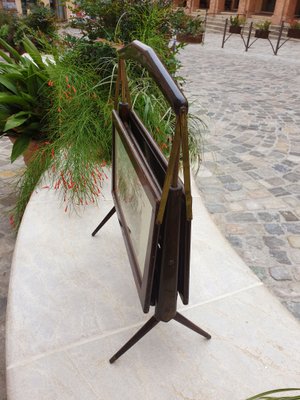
[92,40,211,363]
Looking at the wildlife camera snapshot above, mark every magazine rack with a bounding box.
[92,40,211,363]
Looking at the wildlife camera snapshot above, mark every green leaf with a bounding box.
[26,63,39,97]
[10,135,30,163]
[4,72,26,84]
[0,38,22,63]
[246,388,300,400]
[0,76,18,94]
[0,93,29,108]
[4,111,30,132]
[0,50,14,64]
[22,37,45,70]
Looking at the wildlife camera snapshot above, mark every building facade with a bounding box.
[0,0,73,20]
[174,0,300,24]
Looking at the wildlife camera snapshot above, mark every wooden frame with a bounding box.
[124,108,191,305]
[112,110,161,313]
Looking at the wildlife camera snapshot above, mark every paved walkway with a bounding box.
[179,32,300,320]
[0,139,24,400]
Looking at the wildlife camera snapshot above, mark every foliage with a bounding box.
[245,388,300,400]
[2,3,204,227]
[0,37,52,162]
[170,8,204,35]
[0,10,19,47]
[229,15,246,27]
[70,0,179,73]
[0,5,57,53]
[289,19,300,29]
[24,3,57,37]
[255,20,271,31]
[13,58,113,226]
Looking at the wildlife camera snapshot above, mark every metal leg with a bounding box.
[92,207,116,237]
[173,312,211,339]
[109,316,159,363]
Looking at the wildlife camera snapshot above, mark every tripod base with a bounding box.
[92,207,116,236]
[109,312,211,363]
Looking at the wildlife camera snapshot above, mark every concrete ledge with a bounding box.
[6,173,300,400]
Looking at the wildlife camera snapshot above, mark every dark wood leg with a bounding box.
[173,312,211,339]
[109,316,159,363]
[92,207,116,237]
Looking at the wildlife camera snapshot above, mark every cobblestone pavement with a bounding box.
[179,33,300,320]
[0,139,24,400]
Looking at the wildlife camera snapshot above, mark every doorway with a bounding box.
[224,0,240,11]
[261,0,276,13]
[296,0,300,17]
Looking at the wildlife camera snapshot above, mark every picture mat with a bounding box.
[112,111,161,312]
[115,132,153,277]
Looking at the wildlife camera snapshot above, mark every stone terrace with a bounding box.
[179,32,300,319]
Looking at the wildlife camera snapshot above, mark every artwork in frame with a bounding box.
[124,108,191,306]
[112,110,161,313]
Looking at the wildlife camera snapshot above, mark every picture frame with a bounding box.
[112,110,161,313]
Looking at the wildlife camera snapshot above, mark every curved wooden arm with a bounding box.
[118,40,188,116]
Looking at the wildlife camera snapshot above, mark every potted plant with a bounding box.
[229,15,246,34]
[0,37,52,163]
[287,19,300,39]
[175,13,205,44]
[255,20,271,39]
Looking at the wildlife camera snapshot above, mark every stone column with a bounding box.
[272,0,297,23]
[208,0,225,14]
[14,0,22,14]
[238,0,257,15]
[192,0,201,10]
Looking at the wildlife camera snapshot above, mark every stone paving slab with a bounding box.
[6,176,300,400]
[179,32,300,319]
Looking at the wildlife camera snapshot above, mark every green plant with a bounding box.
[72,0,179,72]
[0,10,19,47]
[255,20,271,31]
[230,15,246,27]
[245,388,300,400]
[0,24,10,41]
[171,10,204,36]
[185,15,205,35]
[289,19,300,29]
[0,37,52,162]
[24,3,57,37]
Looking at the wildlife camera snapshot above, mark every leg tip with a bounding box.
[109,355,117,364]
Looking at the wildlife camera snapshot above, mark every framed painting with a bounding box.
[112,110,161,313]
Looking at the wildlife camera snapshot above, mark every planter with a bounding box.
[229,26,242,34]
[287,28,300,39]
[255,29,270,39]
[8,136,43,166]
[176,33,203,44]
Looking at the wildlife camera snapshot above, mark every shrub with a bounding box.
[24,3,57,37]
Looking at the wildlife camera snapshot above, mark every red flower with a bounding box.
[48,80,54,87]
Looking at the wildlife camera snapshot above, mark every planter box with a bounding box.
[176,33,203,44]
[255,29,270,39]
[229,26,242,34]
[287,28,300,39]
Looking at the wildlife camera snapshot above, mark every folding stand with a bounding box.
[92,206,211,364]
[245,22,278,54]
[109,311,211,364]
[221,18,247,49]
